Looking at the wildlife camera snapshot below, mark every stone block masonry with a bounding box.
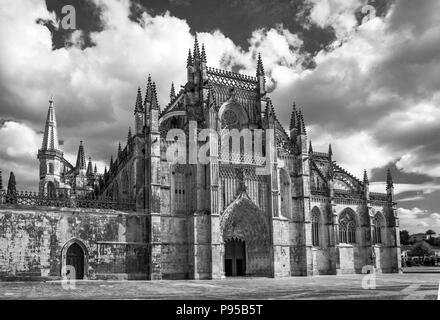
[0,207,149,280]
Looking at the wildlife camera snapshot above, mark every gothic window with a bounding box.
[339,221,347,244]
[48,163,54,174]
[312,210,320,247]
[373,214,384,245]
[339,210,357,244]
[47,182,56,198]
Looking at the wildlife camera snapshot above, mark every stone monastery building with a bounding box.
[0,38,401,280]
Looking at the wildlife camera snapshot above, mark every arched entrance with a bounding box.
[225,238,246,277]
[66,243,84,279]
[61,239,88,280]
[221,194,271,277]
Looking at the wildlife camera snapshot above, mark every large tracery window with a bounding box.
[311,209,320,247]
[339,210,357,244]
[373,214,384,245]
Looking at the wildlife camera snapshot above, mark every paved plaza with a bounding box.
[0,272,439,300]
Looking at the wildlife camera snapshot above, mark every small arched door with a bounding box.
[66,243,84,279]
[224,239,246,277]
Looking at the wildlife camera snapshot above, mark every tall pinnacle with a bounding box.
[309,140,313,154]
[87,157,93,176]
[41,96,60,151]
[187,49,193,66]
[201,44,207,63]
[170,82,176,101]
[76,141,86,170]
[0,168,3,190]
[151,82,160,110]
[386,168,393,189]
[193,34,200,60]
[256,53,265,76]
[144,75,153,107]
[290,102,298,130]
[328,144,333,158]
[363,169,369,184]
[135,87,143,113]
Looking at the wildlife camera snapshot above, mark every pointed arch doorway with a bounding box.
[66,243,84,279]
[61,239,88,280]
[224,238,246,277]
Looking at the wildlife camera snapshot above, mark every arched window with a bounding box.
[348,221,356,244]
[339,210,357,244]
[373,214,384,244]
[339,221,347,244]
[47,181,56,198]
[48,163,54,174]
[312,210,320,247]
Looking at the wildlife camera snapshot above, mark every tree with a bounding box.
[400,230,410,245]
[6,172,17,204]
[7,172,16,194]
[409,241,434,258]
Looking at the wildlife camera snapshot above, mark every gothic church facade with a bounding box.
[34,38,402,279]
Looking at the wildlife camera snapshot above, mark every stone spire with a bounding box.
[170,82,176,101]
[127,127,132,141]
[363,169,369,185]
[187,49,193,67]
[297,109,306,135]
[118,142,122,155]
[151,82,160,110]
[386,168,393,189]
[41,96,60,151]
[328,144,333,158]
[75,141,86,170]
[144,75,153,107]
[110,155,114,168]
[193,34,200,60]
[290,102,298,131]
[201,44,207,63]
[256,53,265,76]
[309,140,313,154]
[0,168,3,190]
[94,164,97,174]
[86,157,93,176]
[135,87,143,113]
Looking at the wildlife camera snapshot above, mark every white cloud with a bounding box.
[397,207,440,234]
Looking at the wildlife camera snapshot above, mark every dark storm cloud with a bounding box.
[44,0,104,49]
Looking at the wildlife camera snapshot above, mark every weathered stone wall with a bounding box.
[0,207,148,280]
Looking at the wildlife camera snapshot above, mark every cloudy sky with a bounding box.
[0,0,439,234]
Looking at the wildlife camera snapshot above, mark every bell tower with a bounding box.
[37,97,64,195]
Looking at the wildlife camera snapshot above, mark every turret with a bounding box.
[37,97,64,195]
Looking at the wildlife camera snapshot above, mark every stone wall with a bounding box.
[0,207,148,280]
